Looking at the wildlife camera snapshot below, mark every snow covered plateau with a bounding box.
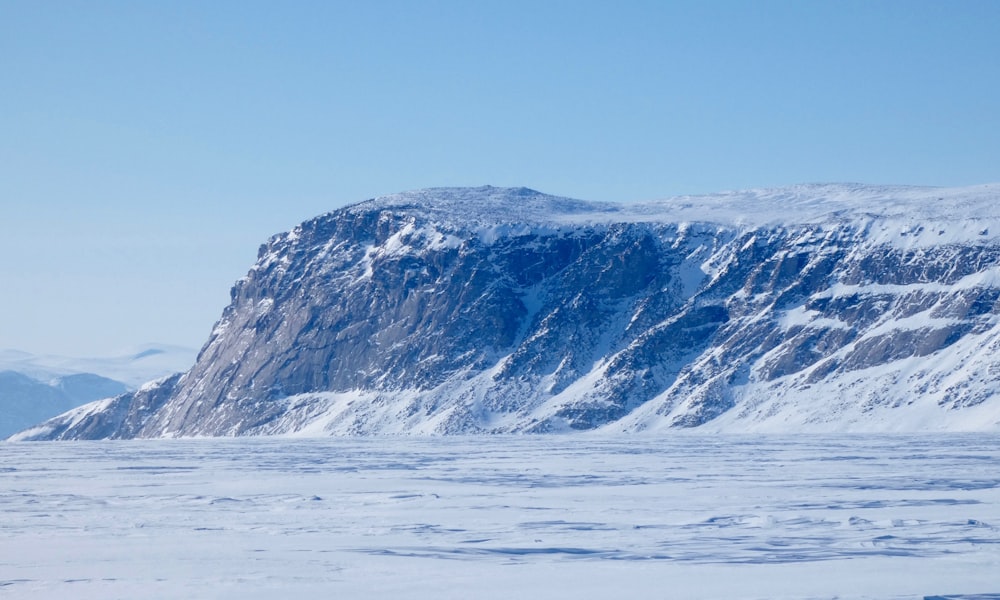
[12,183,1000,440]
[1,435,998,599]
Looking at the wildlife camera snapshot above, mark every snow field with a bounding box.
[1,434,998,599]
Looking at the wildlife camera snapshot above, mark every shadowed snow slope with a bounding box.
[13,184,1000,439]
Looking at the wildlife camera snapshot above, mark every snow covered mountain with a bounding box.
[0,371,127,439]
[0,345,197,438]
[13,184,1000,440]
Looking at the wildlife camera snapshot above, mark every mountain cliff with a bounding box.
[13,184,1000,440]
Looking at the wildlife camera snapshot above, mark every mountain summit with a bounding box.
[14,184,1000,440]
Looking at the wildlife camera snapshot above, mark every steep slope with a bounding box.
[14,184,1000,440]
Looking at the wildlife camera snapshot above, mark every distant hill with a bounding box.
[0,370,127,438]
[0,344,197,388]
[0,345,196,438]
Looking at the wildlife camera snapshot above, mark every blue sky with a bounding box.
[2,0,999,357]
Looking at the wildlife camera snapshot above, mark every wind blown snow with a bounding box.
[1,435,998,599]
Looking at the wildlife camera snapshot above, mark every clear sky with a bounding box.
[2,0,999,357]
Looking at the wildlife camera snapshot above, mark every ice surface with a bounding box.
[1,435,998,599]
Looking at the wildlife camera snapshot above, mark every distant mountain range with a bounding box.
[12,184,1000,440]
[0,345,196,438]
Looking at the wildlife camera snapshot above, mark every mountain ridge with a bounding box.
[0,344,198,388]
[12,183,1000,440]
[345,183,1000,230]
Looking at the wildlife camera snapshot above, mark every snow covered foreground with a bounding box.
[2,435,998,599]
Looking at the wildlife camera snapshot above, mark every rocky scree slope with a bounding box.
[14,184,1000,440]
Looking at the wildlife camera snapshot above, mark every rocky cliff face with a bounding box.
[14,184,1000,440]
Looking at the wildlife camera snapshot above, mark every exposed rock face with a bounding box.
[14,184,1000,440]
